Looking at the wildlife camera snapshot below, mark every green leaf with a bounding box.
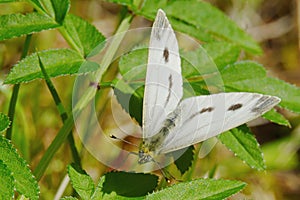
[27,0,46,12]
[119,47,147,81]
[202,42,241,70]
[0,12,59,41]
[68,164,95,200]
[138,0,261,54]
[169,17,215,42]
[63,14,106,57]
[91,176,144,200]
[221,61,266,84]
[218,125,266,170]
[221,61,300,113]
[172,146,194,175]
[101,171,158,197]
[228,77,300,114]
[113,78,144,125]
[51,0,70,23]
[146,178,246,200]
[4,49,99,84]
[262,109,291,127]
[0,160,14,200]
[0,135,39,199]
[166,1,261,54]
[60,197,79,200]
[0,113,10,133]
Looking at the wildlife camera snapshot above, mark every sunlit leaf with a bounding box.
[263,109,290,127]
[0,12,58,41]
[63,14,106,57]
[219,125,266,170]
[0,135,39,199]
[221,61,300,113]
[138,0,261,54]
[4,49,98,84]
[0,113,10,133]
[68,164,95,200]
[203,42,240,70]
[0,160,14,200]
[146,178,246,199]
[51,0,70,23]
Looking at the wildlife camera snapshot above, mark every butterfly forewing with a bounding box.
[157,93,280,154]
[143,9,183,139]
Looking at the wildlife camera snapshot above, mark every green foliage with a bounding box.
[219,125,266,170]
[4,49,98,84]
[0,160,14,199]
[51,0,70,24]
[164,1,261,53]
[101,171,158,197]
[109,0,261,53]
[221,61,300,113]
[27,0,46,12]
[202,42,241,70]
[262,109,290,127]
[0,113,10,133]
[0,12,59,41]
[68,164,95,200]
[173,146,195,175]
[0,135,39,199]
[63,14,106,57]
[65,169,158,199]
[65,168,246,199]
[60,197,79,200]
[146,178,246,200]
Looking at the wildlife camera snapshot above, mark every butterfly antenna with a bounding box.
[110,134,139,147]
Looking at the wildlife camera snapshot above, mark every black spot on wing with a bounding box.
[164,74,173,106]
[188,107,214,121]
[199,107,214,113]
[163,48,169,63]
[228,103,243,111]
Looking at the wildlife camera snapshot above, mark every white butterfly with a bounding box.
[138,9,280,164]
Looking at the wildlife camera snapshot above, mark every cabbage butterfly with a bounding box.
[138,9,280,164]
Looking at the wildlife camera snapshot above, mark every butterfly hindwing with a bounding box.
[157,92,280,154]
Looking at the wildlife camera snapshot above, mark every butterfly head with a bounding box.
[138,144,154,164]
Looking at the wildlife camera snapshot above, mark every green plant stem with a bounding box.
[59,27,83,55]
[33,115,75,180]
[6,35,32,140]
[99,81,114,89]
[37,54,81,166]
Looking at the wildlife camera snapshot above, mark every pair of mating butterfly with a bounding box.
[113,9,280,165]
